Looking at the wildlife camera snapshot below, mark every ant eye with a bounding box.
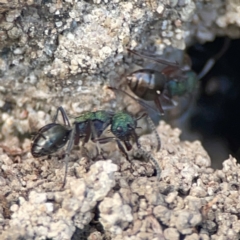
[117,126,122,133]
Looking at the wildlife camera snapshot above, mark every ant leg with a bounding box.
[96,137,130,160]
[161,65,186,80]
[122,129,160,178]
[121,119,140,150]
[84,121,106,159]
[52,106,70,127]
[137,148,161,180]
[127,48,179,67]
[123,140,133,151]
[107,86,161,115]
[52,108,60,123]
[95,137,115,144]
[197,37,230,80]
[154,97,164,115]
[115,139,129,161]
[166,93,194,120]
[82,121,92,146]
[135,112,147,121]
[132,114,161,179]
[61,125,76,189]
[135,112,161,152]
[159,93,177,109]
[146,115,161,152]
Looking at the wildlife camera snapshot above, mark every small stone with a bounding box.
[7,27,22,39]
[6,10,21,22]
[164,228,180,240]
[156,5,164,14]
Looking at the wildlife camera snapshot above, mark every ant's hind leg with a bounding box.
[53,106,71,127]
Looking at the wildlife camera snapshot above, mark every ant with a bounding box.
[31,106,161,189]
[119,40,230,116]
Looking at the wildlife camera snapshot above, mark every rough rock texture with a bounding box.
[0,0,240,239]
[1,122,240,239]
[0,0,238,112]
[0,159,118,239]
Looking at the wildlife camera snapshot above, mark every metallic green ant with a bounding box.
[123,41,230,116]
[31,107,161,188]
